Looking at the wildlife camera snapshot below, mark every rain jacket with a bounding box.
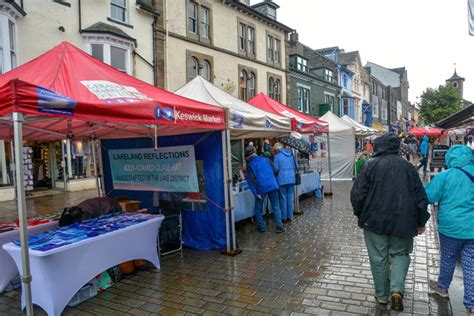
[245,155,279,197]
[419,136,429,157]
[273,149,297,186]
[351,134,429,238]
[425,145,474,239]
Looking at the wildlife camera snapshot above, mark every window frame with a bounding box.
[297,84,311,114]
[324,69,333,83]
[274,38,281,65]
[187,1,198,34]
[238,23,247,52]
[267,35,274,62]
[0,15,18,75]
[240,70,248,101]
[200,6,210,39]
[296,56,308,73]
[268,77,275,99]
[110,0,128,24]
[238,65,257,101]
[274,79,281,102]
[85,40,133,75]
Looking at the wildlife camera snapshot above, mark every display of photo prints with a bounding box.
[12,213,156,252]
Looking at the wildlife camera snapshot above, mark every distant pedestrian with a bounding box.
[365,141,374,157]
[351,134,429,312]
[244,145,285,234]
[417,136,430,173]
[272,142,297,223]
[425,145,474,314]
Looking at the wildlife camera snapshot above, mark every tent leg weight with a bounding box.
[221,248,243,256]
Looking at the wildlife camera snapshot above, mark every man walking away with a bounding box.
[425,145,474,315]
[244,145,285,234]
[351,134,429,312]
[272,142,297,223]
[417,136,430,173]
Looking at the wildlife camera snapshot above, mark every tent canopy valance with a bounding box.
[247,93,328,134]
[0,42,226,141]
[341,115,377,135]
[175,76,291,138]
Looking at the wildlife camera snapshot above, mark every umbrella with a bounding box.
[279,135,310,154]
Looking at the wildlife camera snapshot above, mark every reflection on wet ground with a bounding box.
[0,182,459,315]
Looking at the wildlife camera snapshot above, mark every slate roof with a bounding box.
[365,62,401,88]
[447,70,465,81]
[81,22,136,45]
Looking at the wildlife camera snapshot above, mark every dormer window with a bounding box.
[324,69,334,83]
[295,56,308,73]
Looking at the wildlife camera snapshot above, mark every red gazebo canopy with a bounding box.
[248,93,328,134]
[0,42,225,140]
[408,127,443,137]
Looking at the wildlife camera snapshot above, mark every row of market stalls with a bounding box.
[0,42,333,313]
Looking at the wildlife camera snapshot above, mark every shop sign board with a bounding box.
[108,146,199,192]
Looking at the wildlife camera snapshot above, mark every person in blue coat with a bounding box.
[417,136,430,172]
[272,142,297,222]
[425,145,474,314]
[244,145,285,233]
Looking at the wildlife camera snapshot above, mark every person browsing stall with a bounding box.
[272,142,297,223]
[244,145,285,234]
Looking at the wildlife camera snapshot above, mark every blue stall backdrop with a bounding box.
[101,132,226,250]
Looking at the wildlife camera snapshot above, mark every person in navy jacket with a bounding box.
[244,145,285,233]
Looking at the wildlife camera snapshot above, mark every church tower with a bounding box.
[446,69,465,98]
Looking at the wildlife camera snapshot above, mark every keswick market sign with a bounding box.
[108,145,199,192]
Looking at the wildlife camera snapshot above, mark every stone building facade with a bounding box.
[156,0,292,102]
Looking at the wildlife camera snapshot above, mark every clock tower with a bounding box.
[446,69,465,98]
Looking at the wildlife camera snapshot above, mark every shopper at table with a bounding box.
[244,145,285,234]
[351,134,429,312]
[272,142,297,223]
[425,145,474,314]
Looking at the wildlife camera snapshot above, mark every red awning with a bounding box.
[426,127,443,136]
[408,127,429,136]
[247,93,328,134]
[0,42,225,140]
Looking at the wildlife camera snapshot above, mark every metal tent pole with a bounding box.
[325,132,333,197]
[10,141,16,191]
[226,130,241,254]
[61,140,68,195]
[220,130,231,255]
[12,112,34,316]
[91,138,100,197]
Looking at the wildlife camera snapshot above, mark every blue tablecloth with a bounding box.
[13,213,157,252]
[233,172,321,222]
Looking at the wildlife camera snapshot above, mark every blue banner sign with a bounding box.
[108,146,199,192]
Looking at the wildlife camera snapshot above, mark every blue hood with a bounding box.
[422,136,429,143]
[445,145,473,168]
[278,148,293,157]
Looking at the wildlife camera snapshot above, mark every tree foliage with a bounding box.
[419,85,463,125]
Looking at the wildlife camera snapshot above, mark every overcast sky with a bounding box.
[259,0,474,103]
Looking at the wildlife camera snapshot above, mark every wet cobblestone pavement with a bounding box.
[0,182,458,315]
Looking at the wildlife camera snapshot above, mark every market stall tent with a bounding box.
[320,111,356,181]
[0,42,227,314]
[0,42,226,141]
[341,115,377,135]
[175,76,292,138]
[247,93,328,134]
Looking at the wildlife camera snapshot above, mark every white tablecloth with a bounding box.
[233,173,321,222]
[3,215,164,316]
[0,221,58,292]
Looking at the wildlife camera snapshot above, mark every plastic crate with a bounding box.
[67,279,98,307]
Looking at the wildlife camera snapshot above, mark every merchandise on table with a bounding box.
[12,213,157,252]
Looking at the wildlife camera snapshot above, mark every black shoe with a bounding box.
[258,228,266,233]
[276,227,285,234]
[390,292,404,312]
[294,211,304,215]
[282,219,288,223]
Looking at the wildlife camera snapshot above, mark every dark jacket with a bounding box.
[245,155,279,196]
[350,134,429,238]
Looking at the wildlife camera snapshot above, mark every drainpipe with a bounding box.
[78,0,82,33]
[152,0,158,86]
